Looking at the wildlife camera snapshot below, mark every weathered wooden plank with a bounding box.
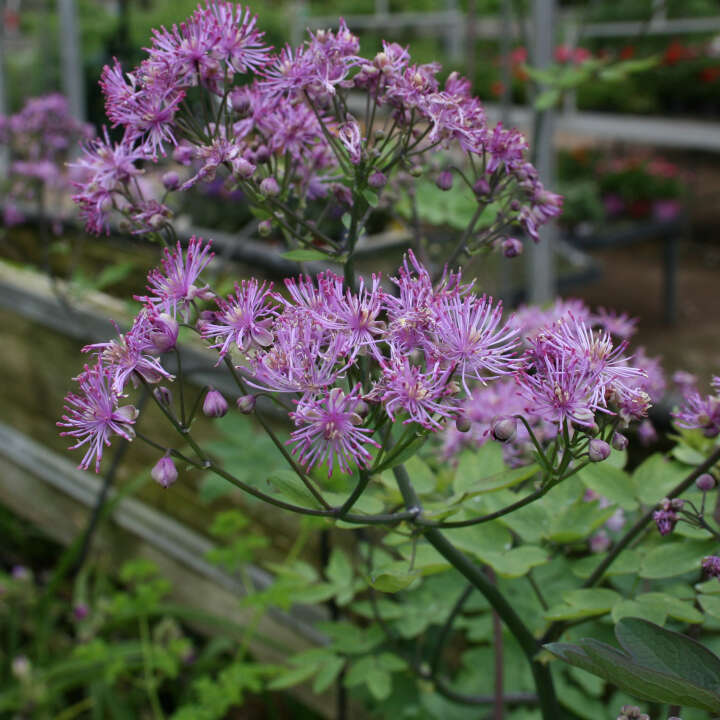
[0,420,339,716]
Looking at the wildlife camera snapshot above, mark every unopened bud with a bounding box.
[473,178,490,196]
[409,165,423,177]
[255,145,270,164]
[153,386,173,406]
[611,432,628,451]
[259,177,280,197]
[203,388,228,418]
[151,454,178,489]
[455,415,472,433]
[374,129,386,141]
[162,171,180,191]
[258,219,272,237]
[368,171,387,189]
[697,473,716,492]
[588,439,611,463]
[149,312,178,352]
[233,157,256,179]
[73,603,89,621]
[436,170,454,191]
[492,417,517,443]
[149,213,166,230]
[502,237,523,258]
[236,394,256,414]
[353,399,369,417]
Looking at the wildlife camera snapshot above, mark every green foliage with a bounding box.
[546,618,720,714]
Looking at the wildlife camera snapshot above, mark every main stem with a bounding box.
[393,465,560,720]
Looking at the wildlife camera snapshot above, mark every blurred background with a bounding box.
[0,1,719,717]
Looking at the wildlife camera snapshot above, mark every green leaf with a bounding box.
[616,617,720,689]
[546,618,720,714]
[544,588,621,621]
[361,188,379,207]
[534,88,562,111]
[481,545,549,578]
[699,594,720,620]
[404,455,437,495]
[453,443,506,494]
[264,470,322,509]
[633,454,686,506]
[312,656,345,694]
[640,540,716,579]
[577,464,637,511]
[367,562,421,593]
[571,550,641,579]
[267,662,319,689]
[281,248,328,262]
[456,463,540,498]
[546,498,617,543]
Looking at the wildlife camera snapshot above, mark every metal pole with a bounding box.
[527,0,556,304]
[0,0,8,174]
[58,0,86,121]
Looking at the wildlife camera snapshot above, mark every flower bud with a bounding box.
[151,454,178,489]
[455,415,472,433]
[255,145,270,163]
[611,432,628,451]
[353,399,369,417]
[153,386,173,407]
[697,473,716,492]
[473,178,490,196]
[502,237,523,258]
[236,394,256,414]
[259,177,280,197]
[702,555,720,579]
[368,171,387,189]
[436,170,454,191]
[409,165,423,177]
[149,213,166,230]
[588,439,611,463]
[162,171,180,191]
[492,417,517,443]
[73,603,89,621]
[149,312,178,352]
[258,219,272,237]
[233,157,256,179]
[374,129,386,141]
[203,388,228,418]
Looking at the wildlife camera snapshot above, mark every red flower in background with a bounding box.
[663,40,694,65]
[700,66,720,83]
[619,45,635,60]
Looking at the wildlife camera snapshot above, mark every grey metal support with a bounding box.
[527,0,557,304]
[445,0,463,63]
[58,0,86,121]
[0,1,8,174]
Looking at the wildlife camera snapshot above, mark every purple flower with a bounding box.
[83,312,173,395]
[289,386,379,475]
[338,119,362,164]
[702,555,720,579]
[249,314,350,394]
[673,380,720,438]
[323,274,386,358]
[58,362,138,472]
[653,498,683,536]
[141,237,214,319]
[517,353,600,429]
[592,307,637,339]
[375,356,457,430]
[433,294,519,392]
[202,278,275,357]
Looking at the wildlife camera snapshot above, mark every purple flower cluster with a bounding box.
[653,497,684,536]
[1,94,93,227]
[673,375,720,438]
[443,297,660,465]
[59,239,212,472]
[73,2,560,253]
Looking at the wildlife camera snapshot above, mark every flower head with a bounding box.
[141,237,214,319]
[289,386,379,475]
[58,363,138,472]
